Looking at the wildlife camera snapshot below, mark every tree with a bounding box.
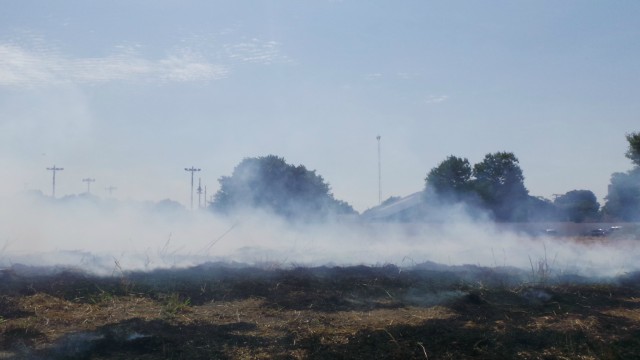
[553,190,600,222]
[625,132,640,167]
[472,152,529,221]
[603,169,640,221]
[603,132,640,221]
[211,155,355,220]
[424,155,473,201]
[524,196,559,222]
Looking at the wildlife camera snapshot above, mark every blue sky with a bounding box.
[1,1,639,211]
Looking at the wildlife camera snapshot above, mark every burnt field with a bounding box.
[2,249,640,360]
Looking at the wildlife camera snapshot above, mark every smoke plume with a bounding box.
[0,191,638,281]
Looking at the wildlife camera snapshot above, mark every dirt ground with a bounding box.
[1,255,640,359]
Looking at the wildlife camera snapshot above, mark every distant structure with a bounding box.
[361,192,423,222]
[105,186,117,196]
[184,166,201,210]
[82,178,96,194]
[377,135,382,205]
[46,165,64,198]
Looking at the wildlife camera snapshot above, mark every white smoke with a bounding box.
[0,191,638,279]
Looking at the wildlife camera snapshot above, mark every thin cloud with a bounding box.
[224,38,291,65]
[0,44,57,86]
[396,72,422,80]
[0,35,293,88]
[0,43,230,87]
[364,73,383,80]
[159,51,230,82]
[425,95,449,104]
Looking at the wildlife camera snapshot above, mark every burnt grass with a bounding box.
[1,261,640,359]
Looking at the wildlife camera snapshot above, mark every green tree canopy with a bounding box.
[424,155,473,200]
[423,152,532,221]
[211,155,355,220]
[604,132,640,221]
[625,132,640,167]
[553,190,600,223]
[472,152,529,221]
[603,169,640,221]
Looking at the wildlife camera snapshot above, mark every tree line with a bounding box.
[424,153,596,222]
[209,132,640,223]
[423,132,640,222]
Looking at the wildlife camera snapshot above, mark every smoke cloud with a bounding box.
[1,191,638,280]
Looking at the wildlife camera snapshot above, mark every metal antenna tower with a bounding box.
[184,166,201,210]
[82,178,96,194]
[46,165,64,198]
[196,177,203,209]
[377,135,382,205]
[105,186,117,196]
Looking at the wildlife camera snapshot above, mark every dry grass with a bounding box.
[1,260,640,359]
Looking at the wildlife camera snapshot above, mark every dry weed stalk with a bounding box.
[112,257,135,294]
[528,243,557,284]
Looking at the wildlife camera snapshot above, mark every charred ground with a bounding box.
[1,253,640,359]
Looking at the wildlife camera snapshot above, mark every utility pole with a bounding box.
[82,178,96,194]
[105,186,117,196]
[377,135,382,205]
[184,166,201,210]
[196,177,203,209]
[46,165,64,198]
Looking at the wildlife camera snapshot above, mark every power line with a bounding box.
[184,166,201,210]
[196,177,203,209]
[82,178,96,194]
[46,165,64,198]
